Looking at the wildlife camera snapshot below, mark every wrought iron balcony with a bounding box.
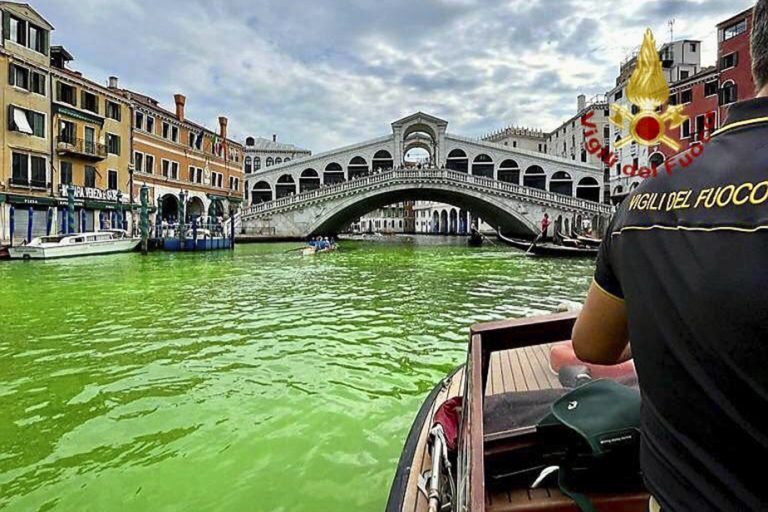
[56,136,107,160]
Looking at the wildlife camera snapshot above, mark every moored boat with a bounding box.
[388,313,649,512]
[8,230,140,260]
[576,235,602,248]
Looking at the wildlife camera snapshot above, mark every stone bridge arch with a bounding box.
[306,182,538,236]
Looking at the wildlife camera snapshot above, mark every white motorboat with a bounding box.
[8,230,141,260]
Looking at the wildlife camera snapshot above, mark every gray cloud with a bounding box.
[34,0,755,152]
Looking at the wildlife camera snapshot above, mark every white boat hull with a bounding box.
[9,238,140,260]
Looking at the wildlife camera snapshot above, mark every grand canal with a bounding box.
[0,237,594,511]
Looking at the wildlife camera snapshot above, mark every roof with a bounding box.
[122,89,242,147]
[717,7,753,28]
[244,137,310,153]
[392,111,449,128]
[0,2,54,30]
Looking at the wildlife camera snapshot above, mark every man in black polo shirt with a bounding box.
[572,2,768,510]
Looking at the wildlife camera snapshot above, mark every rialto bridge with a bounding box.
[238,112,612,238]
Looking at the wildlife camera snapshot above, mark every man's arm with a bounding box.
[572,281,631,365]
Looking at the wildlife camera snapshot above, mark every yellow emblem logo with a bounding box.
[610,29,687,151]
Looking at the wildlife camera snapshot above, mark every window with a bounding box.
[721,52,738,70]
[245,157,252,173]
[106,133,120,155]
[162,122,170,139]
[723,19,747,41]
[106,101,121,121]
[680,70,689,80]
[108,170,118,190]
[162,159,170,177]
[8,15,26,46]
[721,82,738,105]
[85,166,96,188]
[9,63,28,89]
[690,43,697,52]
[275,157,283,165]
[60,161,73,185]
[171,126,178,142]
[513,141,517,148]
[9,106,44,137]
[189,132,195,148]
[196,168,202,184]
[254,157,261,170]
[631,104,640,114]
[11,152,28,184]
[146,116,154,133]
[28,24,47,54]
[9,153,45,186]
[82,91,98,114]
[189,166,196,182]
[266,157,273,167]
[145,154,154,174]
[26,110,45,138]
[135,112,144,130]
[704,80,719,97]
[57,82,77,106]
[694,115,707,141]
[680,89,692,104]
[614,89,623,101]
[31,71,45,95]
[59,120,75,143]
[134,151,144,172]
[603,126,610,138]
[171,162,179,180]
[681,119,691,138]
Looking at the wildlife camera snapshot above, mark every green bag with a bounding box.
[538,379,643,512]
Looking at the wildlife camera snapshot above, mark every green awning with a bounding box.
[0,194,5,204]
[229,197,243,203]
[85,200,122,210]
[6,194,57,206]
[53,104,104,127]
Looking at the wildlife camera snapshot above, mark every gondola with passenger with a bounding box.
[496,231,598,258]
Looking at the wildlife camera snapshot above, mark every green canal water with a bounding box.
[0,236,594,512]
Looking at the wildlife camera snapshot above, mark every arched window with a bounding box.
[245,137,255,146]
[251,181,272,204]
[721,80,737,105]
[472,154,494,178]
[324,162,345,185]
[275,157,283,165]
[266,157,274,167]
[348,156,368,180]
[498,159,520,184]
[254,157,261,171]
[523,165,546,190]
[284,157,291,162]
[549,171,573,196]
[276,174,296,198]
[649,152,665,170]
[244,156,252,174]
[577,177,601,202]
[372,150,394,171]
[446,149,468,173]
[299,169,320,192]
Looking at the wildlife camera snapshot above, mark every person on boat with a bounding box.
[573,5,768,510]
[539,213,551,243]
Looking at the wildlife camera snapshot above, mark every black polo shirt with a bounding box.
[595,97,768,511]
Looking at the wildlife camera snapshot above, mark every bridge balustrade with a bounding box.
[240,169,612,218]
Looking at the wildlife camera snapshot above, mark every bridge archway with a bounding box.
[324,162,345,185]
[472,154,494,179]
[577,177,601,202]
[498,159,520,184]
[446,149,469,173]
[523,165,546,190]
[300,169,321,192]
[549,171,573,196]
[372,150,394,172]
[305,182,538,237]
[276,175,296,199]
[348,156,369,180]
[252,181,272,204]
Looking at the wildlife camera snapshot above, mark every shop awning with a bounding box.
[6,194,57,206]
[13,108,34,135]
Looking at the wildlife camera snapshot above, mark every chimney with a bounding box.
[577,94,586,113]
[219,116,229,159]
[108,76,119,89]
[174,94,186,122]
[272,134,277,143]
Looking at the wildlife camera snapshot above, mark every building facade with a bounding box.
[125,91,244,225]
[547,94,610,203]
[243,134,310,177]
[356,203,415,234]
[717,8,755,122]
[0,2,53,243]
[482,126,547,153]
[49,46,133,233]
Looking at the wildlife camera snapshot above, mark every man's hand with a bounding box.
[572,281,630,365]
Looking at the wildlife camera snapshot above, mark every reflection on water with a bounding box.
[0,236,593,511]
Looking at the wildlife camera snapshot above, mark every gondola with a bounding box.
[387,312,649,512]
[496,232,598,258]
[468,230,483,247]
[576,235,603,248]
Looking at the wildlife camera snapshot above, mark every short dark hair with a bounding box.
[752,0,768,90]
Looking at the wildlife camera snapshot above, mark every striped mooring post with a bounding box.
[67,186,76,234]
[140,185,149,255]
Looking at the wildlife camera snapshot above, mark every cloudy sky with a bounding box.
[35,0,754,152]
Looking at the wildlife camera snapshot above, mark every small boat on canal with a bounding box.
[496,232,598,258]
[8,229,140,260]
[468,229,484,247]
[576,235,602,248]
[162,228,232,251]
[387,312,648,512]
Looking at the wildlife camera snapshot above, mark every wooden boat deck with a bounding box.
[400,343,564,512]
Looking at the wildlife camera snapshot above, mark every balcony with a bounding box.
[56,136,107,161]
